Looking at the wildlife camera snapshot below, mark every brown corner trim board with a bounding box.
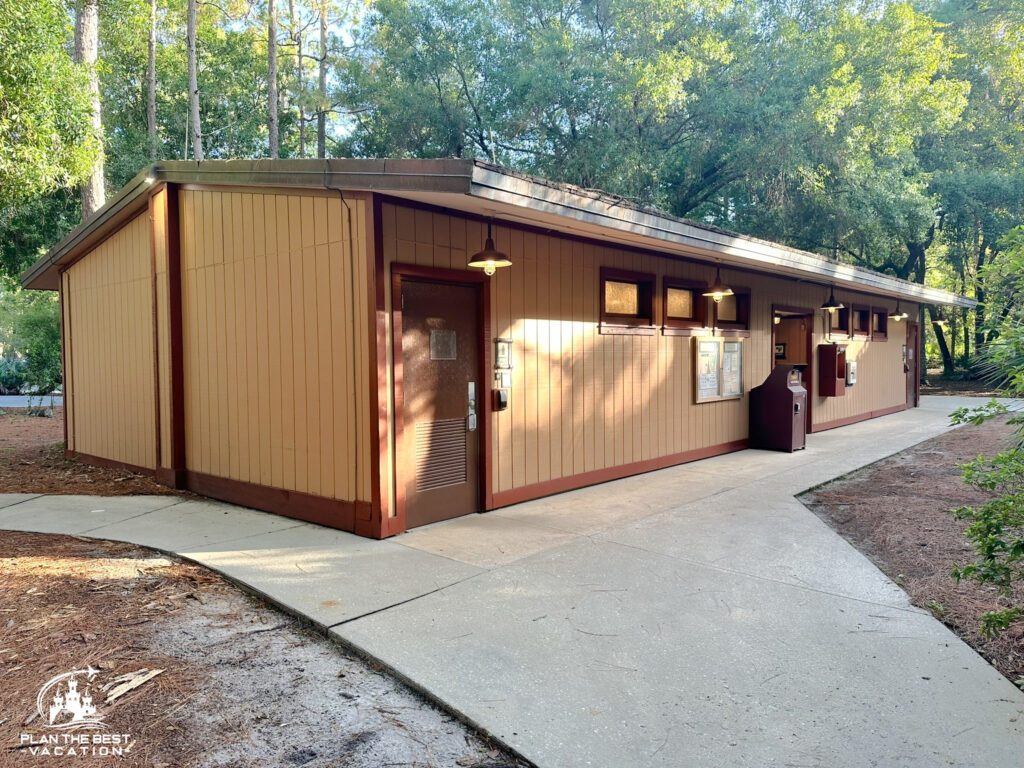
[810,403,907,433]
[491,439,748,509]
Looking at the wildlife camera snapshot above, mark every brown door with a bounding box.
[400,279,482,528]
[906,321,920,408]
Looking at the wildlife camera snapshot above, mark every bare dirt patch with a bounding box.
[800,417,1024,685]
[1,532,526,767]
[920,372,1001,398]
[0,409,187,496]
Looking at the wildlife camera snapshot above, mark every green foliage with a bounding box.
[948,321,1024,637]
[0,0,100,208]
[0,289,61,395]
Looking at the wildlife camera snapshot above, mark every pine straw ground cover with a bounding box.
[800,417,1024,685]
[0,408,186,496]
[0,533,525,768]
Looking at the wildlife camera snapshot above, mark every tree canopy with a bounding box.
[1,0,1021,372]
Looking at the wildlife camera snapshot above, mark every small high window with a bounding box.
[871,309,888,341]
[852,305,871,338]
[600,268,655,335]
[831,307,851,338]
[713,288,750,334]
[662,277,708,334]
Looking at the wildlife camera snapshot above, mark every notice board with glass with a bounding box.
[694,337,744,403]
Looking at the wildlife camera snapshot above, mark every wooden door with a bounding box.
[906,322,920,408]
[400,280,482,528]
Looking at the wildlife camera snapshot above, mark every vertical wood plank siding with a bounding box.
[152,187,173,468]
[178,189,371,505]
[380,201,915,505]
[63,214,157,470]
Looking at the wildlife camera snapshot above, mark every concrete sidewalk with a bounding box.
[2,395,1023,767]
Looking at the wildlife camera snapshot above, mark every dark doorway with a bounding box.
[772,309,814,433]
[906,321,920,408]
[399,279,483,528]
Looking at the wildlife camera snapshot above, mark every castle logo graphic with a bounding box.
[36,666,108,731]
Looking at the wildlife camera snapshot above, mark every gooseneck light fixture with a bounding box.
[467,217,513,276]
[933,311,948,328]
[702,266,734,303]
[888,301,910,322]
[820,286,844,313]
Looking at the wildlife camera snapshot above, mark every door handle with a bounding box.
[467,382,477,431]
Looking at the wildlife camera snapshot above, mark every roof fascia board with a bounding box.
[470,164,975,309]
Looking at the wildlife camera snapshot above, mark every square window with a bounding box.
[600,268,655,335]
[831,306,851,338]
[666,287,694,319]
[605,280,639,316]
[662,278,708,333]
[852,305,870,337]
[872,309,888,341]
[713,288,750,332]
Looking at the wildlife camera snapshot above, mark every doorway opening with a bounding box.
[391,264,491,532]
[772,307,815,433]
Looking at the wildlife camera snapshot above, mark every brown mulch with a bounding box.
[0,533,526,767]
[1,534,218,766]
[0,408,189,496]
[800,417,1024,685]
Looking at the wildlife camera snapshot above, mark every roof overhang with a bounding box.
[22,158,975,309]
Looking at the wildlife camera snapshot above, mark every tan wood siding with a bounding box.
[380,201,914,502]
[63,213,157,469]
[178,189,371,503]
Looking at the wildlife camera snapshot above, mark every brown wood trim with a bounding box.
[851,304,871,338]
[712,286,750,331]
[599,267,656,329]
[165,184,186,487]
[358,193,393,539]
[491,439,748,509]
[58,274,69,450]
[662,276,708,329]
[661,326,715,337]
[67,450,157,477]
[185,470,365,531]
[810,403,907,433]
[148,186,162,473]
[390,262,491,528]
[598,324,657,336]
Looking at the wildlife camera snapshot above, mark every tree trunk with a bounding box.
[75,0,105,219]
[268,0,279,158]
[147,0,158,160]
[317,0,327,159]
[929,307,955,376]
[289,0,305,158]
[187,0,204,160]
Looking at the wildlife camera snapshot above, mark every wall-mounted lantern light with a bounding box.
[467,218,513,276]
[702,266,734,303]
[820,286,844,313]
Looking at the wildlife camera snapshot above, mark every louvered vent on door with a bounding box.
[415,418,467,492]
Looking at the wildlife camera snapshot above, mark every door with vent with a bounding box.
[400,279,481,528]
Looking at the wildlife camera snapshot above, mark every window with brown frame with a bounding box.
[852,305,871,338]
[871,308,888,341]
[712,288,750,335]
[662,277,708,334]
[600,267,656,335]
[830,306,851,338]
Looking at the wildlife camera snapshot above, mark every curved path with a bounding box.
[2,396,1022,766]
